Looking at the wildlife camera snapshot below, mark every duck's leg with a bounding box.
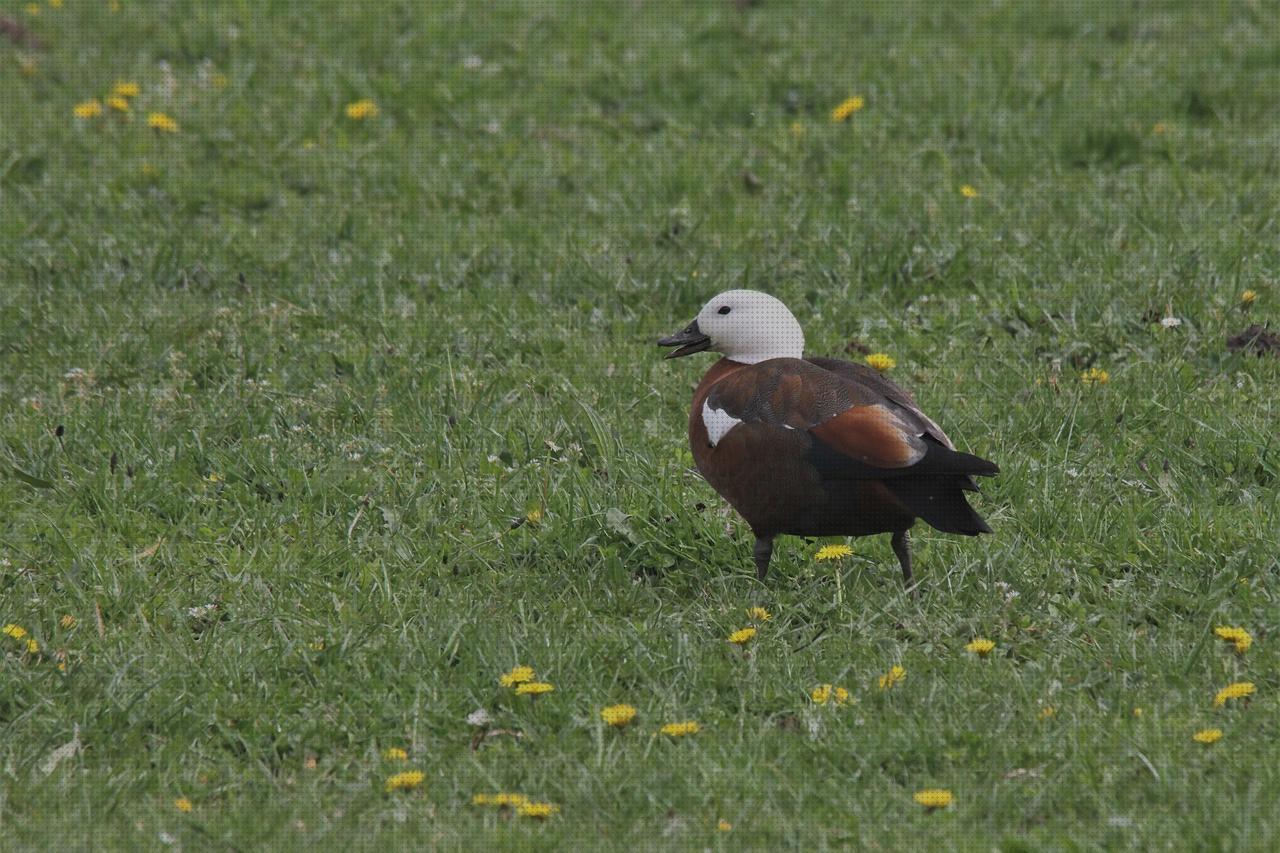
[753,535,775,581]
[891,530,913,587]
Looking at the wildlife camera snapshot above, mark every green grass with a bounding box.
[3,0,1280,848]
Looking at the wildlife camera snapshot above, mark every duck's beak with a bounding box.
[657,319,712,359]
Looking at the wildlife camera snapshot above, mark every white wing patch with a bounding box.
[701,399,744,448]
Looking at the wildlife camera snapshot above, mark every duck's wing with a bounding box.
[805,356,956,450]
[802,356,997,500]
[702,358,933,471]
[705,357,998,476]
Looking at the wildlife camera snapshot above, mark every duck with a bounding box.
[658,289,997,588]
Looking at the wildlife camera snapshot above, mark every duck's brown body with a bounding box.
[686,356,997,585]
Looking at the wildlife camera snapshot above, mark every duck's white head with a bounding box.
[657,289,805,364]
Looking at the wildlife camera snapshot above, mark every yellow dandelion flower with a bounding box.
[147,112,179,133]
[113,81,141,98]
[1213,681,1255,707]
[309,640,325,651]
[811,684,850,705]
[965,638,995,657]
[108,0,120,11]
[384,770,425,792]
[345,99,379,120]
[878,665,905,690]
[601,704,637,727]
[25,3,41,16]
[1040,706,1056,719]
[60,615,77,629]
[1213,626,1247,643]
[492,792,530,807]
[515,681,554,696]
[25,638,39,653]
[1214,626,1252,654]
[865,353,896,371]
[106,95,130,113]
[49,0,64,8]
[525,507,543,525]
[727,627,756,645]
[382,747,408,761]
[3,624,29,641]
[1152,121,1168,135]
[789,121,805,137]
[659,721,700,737]
[959,184,980,199]
[1132,707,1144,718]
[746,606,771,622]
[471,793,492,806]
[814,544,853,561]
[1241,289,1257,306]
[717,819,733,831]
[1193,728,1223,744]
[913,789,953,809]
[499,665,535,687]
[517,801,559,819]
[73,100,103,119]
[830,96,865,122]
[141,163,157,176]
[174,797,193,813]
[210,72,230,89]
[1080,367,1110,385]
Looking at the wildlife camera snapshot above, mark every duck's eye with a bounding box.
[717,306,731,315]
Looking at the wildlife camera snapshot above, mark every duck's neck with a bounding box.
[692,358,748,399]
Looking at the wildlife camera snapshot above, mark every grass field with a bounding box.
[3,0,1280,849]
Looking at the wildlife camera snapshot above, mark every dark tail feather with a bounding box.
[918,440,1000,479]
[893,440,996,534]
[805,433,997,533]
[886,475,993,535]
